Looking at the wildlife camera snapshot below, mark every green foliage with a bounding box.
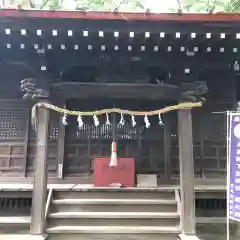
[180,0,240,12]
[2,0,240,12]
[4,0,146,11]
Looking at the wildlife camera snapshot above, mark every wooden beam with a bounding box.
[30,103,49,235]
[52,82,180,100]
[0,50,234,80]
[2,13,240,34]
[178,109,196,235]
[163,114,171,183]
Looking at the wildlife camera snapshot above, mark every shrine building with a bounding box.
[0,9,237,240]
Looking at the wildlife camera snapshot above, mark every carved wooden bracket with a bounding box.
[179,81,208,102]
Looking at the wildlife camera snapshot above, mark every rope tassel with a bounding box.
[109,141,118,167]
[106,113,111,125]
[159,113,164,126]
[93,115,100,127]
[62,114,67,126]
[144,115,150,128]
[132,115,136,127]
[119,113,125,126]
[77,115,84,129]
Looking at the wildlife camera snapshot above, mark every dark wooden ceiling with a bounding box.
[0,14,239,82]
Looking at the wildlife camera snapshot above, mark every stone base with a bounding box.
[137,174,158,187]
[178,234,200,240]
[0,234,47,240]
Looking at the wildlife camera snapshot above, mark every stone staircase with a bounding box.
[46,188,180,239]
[0,197,31,234]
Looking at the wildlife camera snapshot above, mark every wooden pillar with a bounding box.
[163,114,171,183]
[178,108,196,235]
[30,103,49,235]
[57,119,65,179]
[57,102,66,179]
[23,107,31,177]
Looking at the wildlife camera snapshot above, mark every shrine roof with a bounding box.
[0,9,240,23]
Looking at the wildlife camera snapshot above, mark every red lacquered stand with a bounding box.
[93,158,135,187]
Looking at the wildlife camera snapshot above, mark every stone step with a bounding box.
[54,190,175,200]
[52,198,176,204]
[52,203,177,213]
[46,225,180,234]
[48,219,179,227]
[49,212,179,218]
[51,199,177,212]
[47,213,179,227]
[196,217,226,224]
[47,233,178,240]
[0,235,45,240]
[0,216,30,224]
[48,189,179,236]
[0,216,30,234]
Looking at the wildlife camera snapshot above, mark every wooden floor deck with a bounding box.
[0,183,226,192]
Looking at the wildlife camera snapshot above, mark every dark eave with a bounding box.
[0,9,239,82]
[52,82,180,100]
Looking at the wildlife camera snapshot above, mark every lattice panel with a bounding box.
[0,107,28,141]
[27,111,60,174]
[0,143,27,174]
[200,109,227,178]
[0,198,32,216]
[48,112,60,140]
[64,101,230,179]
[169,107,227,179]
[0,103,30,176]
[29,111,60,140]
[65,122,165,175]
[68,123,140,141]
[201,116,226,142]
[27,142,58,173]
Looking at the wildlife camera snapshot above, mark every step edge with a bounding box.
[0,216,31,224]
[52,199,177,205]
[46,225,180,233]
[196,217,226,224]
[55,188,176,192]
[48,212,180,218]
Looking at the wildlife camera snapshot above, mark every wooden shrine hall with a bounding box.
[0,9,238,240]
